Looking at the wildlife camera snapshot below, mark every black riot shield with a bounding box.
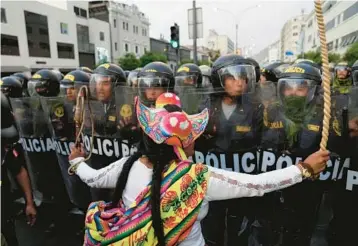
[41,96,91,209]
[10,97,65,204]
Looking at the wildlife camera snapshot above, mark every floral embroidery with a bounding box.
[163,216,177,229]
[162,191,179,212]
[175,207,189,219]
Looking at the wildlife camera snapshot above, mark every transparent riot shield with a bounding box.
[41,96,91,209]
[10,97,63,204]
[79,90,137,202]
[174,86,211,115]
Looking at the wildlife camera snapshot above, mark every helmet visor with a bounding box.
[90,74,114,102]
[175,75,198,87]
[278,78,317,104]
[138,77,170,106]
[28,80,44,97]
[60,83,76,101]
[127,71,139,87]
[217,65,256,96]
[353,70,358,85]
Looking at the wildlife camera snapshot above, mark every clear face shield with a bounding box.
[175,74,198,87]
[127,72,139,87]
[335,65,350,80]
[27,80,45,97]
[60,83,76,102]
[217,65,256,97]
[278,78,317,112]
[89,74,114,102]
[138,76,170,105]
[353,70,358,85]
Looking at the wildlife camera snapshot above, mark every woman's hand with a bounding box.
[69,145,86,161]
[302,150,330,174]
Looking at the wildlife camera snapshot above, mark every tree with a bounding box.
[297,51,343,64]
[118,53,141,70]
[343,42,358,66]
[199,60,211,66]
[208,49,220,63]
[140,52,167,67]
[328,53,342,64]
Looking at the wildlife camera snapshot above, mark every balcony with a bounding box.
[78,42,95,54]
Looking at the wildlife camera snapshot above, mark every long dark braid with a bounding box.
[112,104,182,245]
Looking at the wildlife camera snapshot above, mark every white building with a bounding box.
[302,1,358,55]
[0,0,111,73]
[280,13,307,62]
[207,29,235,55]
[268,40,281,63]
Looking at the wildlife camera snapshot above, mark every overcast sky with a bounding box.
[127,0,315,55]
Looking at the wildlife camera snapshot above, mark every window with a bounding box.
[343,1,358,22]
[135,45,138,53]
[125,43,128,52]
[144,47,147,53]
[25,11,51,58]
[80,9,87,18]
[57,42,74,59]
[293,32,298,36]
[336,15,340,26]
[1,8,6,23]
[293,25,298,29]
[327,41,333,51]
[74,6,79,15]
[123,22,125,30]
[115,42,117,51]
[136,26,138,34]
[325,19,335,31]
[114,19,116,28]
[126,22,128,30]
[335,39,339,49]
[60,22,68,34]
[133,25,135,33]
[100,32,104,41]
[1,34,20,56]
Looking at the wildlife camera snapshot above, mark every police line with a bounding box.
[18,137,358,192]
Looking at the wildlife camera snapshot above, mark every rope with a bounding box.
[68,85,95,175]
[314,0,331,151]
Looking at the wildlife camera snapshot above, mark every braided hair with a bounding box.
[112,104,182,245]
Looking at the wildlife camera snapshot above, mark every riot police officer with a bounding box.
[28,69,60,97]
[352,60,358,85]
[262,62,324,246]
[333,62,352,94]
[259,62,289,84]
[124,70,130,79]
[89,63,126,136]
[12,72,31,97]
[52,69,65,81]
[0,76,23,98]
[137,62,175,106]
[127,67,142,88]
[201,54,262,246]
[199,65,213,89]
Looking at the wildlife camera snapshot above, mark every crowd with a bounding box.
[1,55,358,246]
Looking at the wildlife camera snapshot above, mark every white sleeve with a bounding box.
[205,165,303,202]
[69,157,130,189]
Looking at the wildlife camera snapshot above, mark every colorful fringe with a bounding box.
[84,161,209,246]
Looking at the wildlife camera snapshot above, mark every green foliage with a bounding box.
[297,51,343,64]
[343,42,358,66]
[117,53,141,71]
[208,49,220,63]
[139,52,168,67]
[95,58,109,68]
[199,60,211,66]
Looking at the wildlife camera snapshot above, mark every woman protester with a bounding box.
[68,92,329,246]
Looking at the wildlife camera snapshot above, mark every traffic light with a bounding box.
[170,24,180,49]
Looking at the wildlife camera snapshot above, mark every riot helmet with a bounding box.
[277,63,322,123]
[137,62,175,105]
[175,63,202,88]
[12,72,31,97]
[61,70,91,102]
[0,76,23,98]
[90,63,126,103]
[1,91,19,144]
[211,54,257,97]
[79,66,93,74]
[260,62,290,83]
[335,62,351,80]
[27,69,60,97]
[199,65,212,87]
[295,59,322,75]
[352,60,358,85]
[52,69,65,81]
[246,57,261,83]
[127,67,142,87]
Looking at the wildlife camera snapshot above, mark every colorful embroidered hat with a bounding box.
[136,92,209,160]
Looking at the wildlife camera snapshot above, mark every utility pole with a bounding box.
[193,0,198,64]
[236,24,238,54]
